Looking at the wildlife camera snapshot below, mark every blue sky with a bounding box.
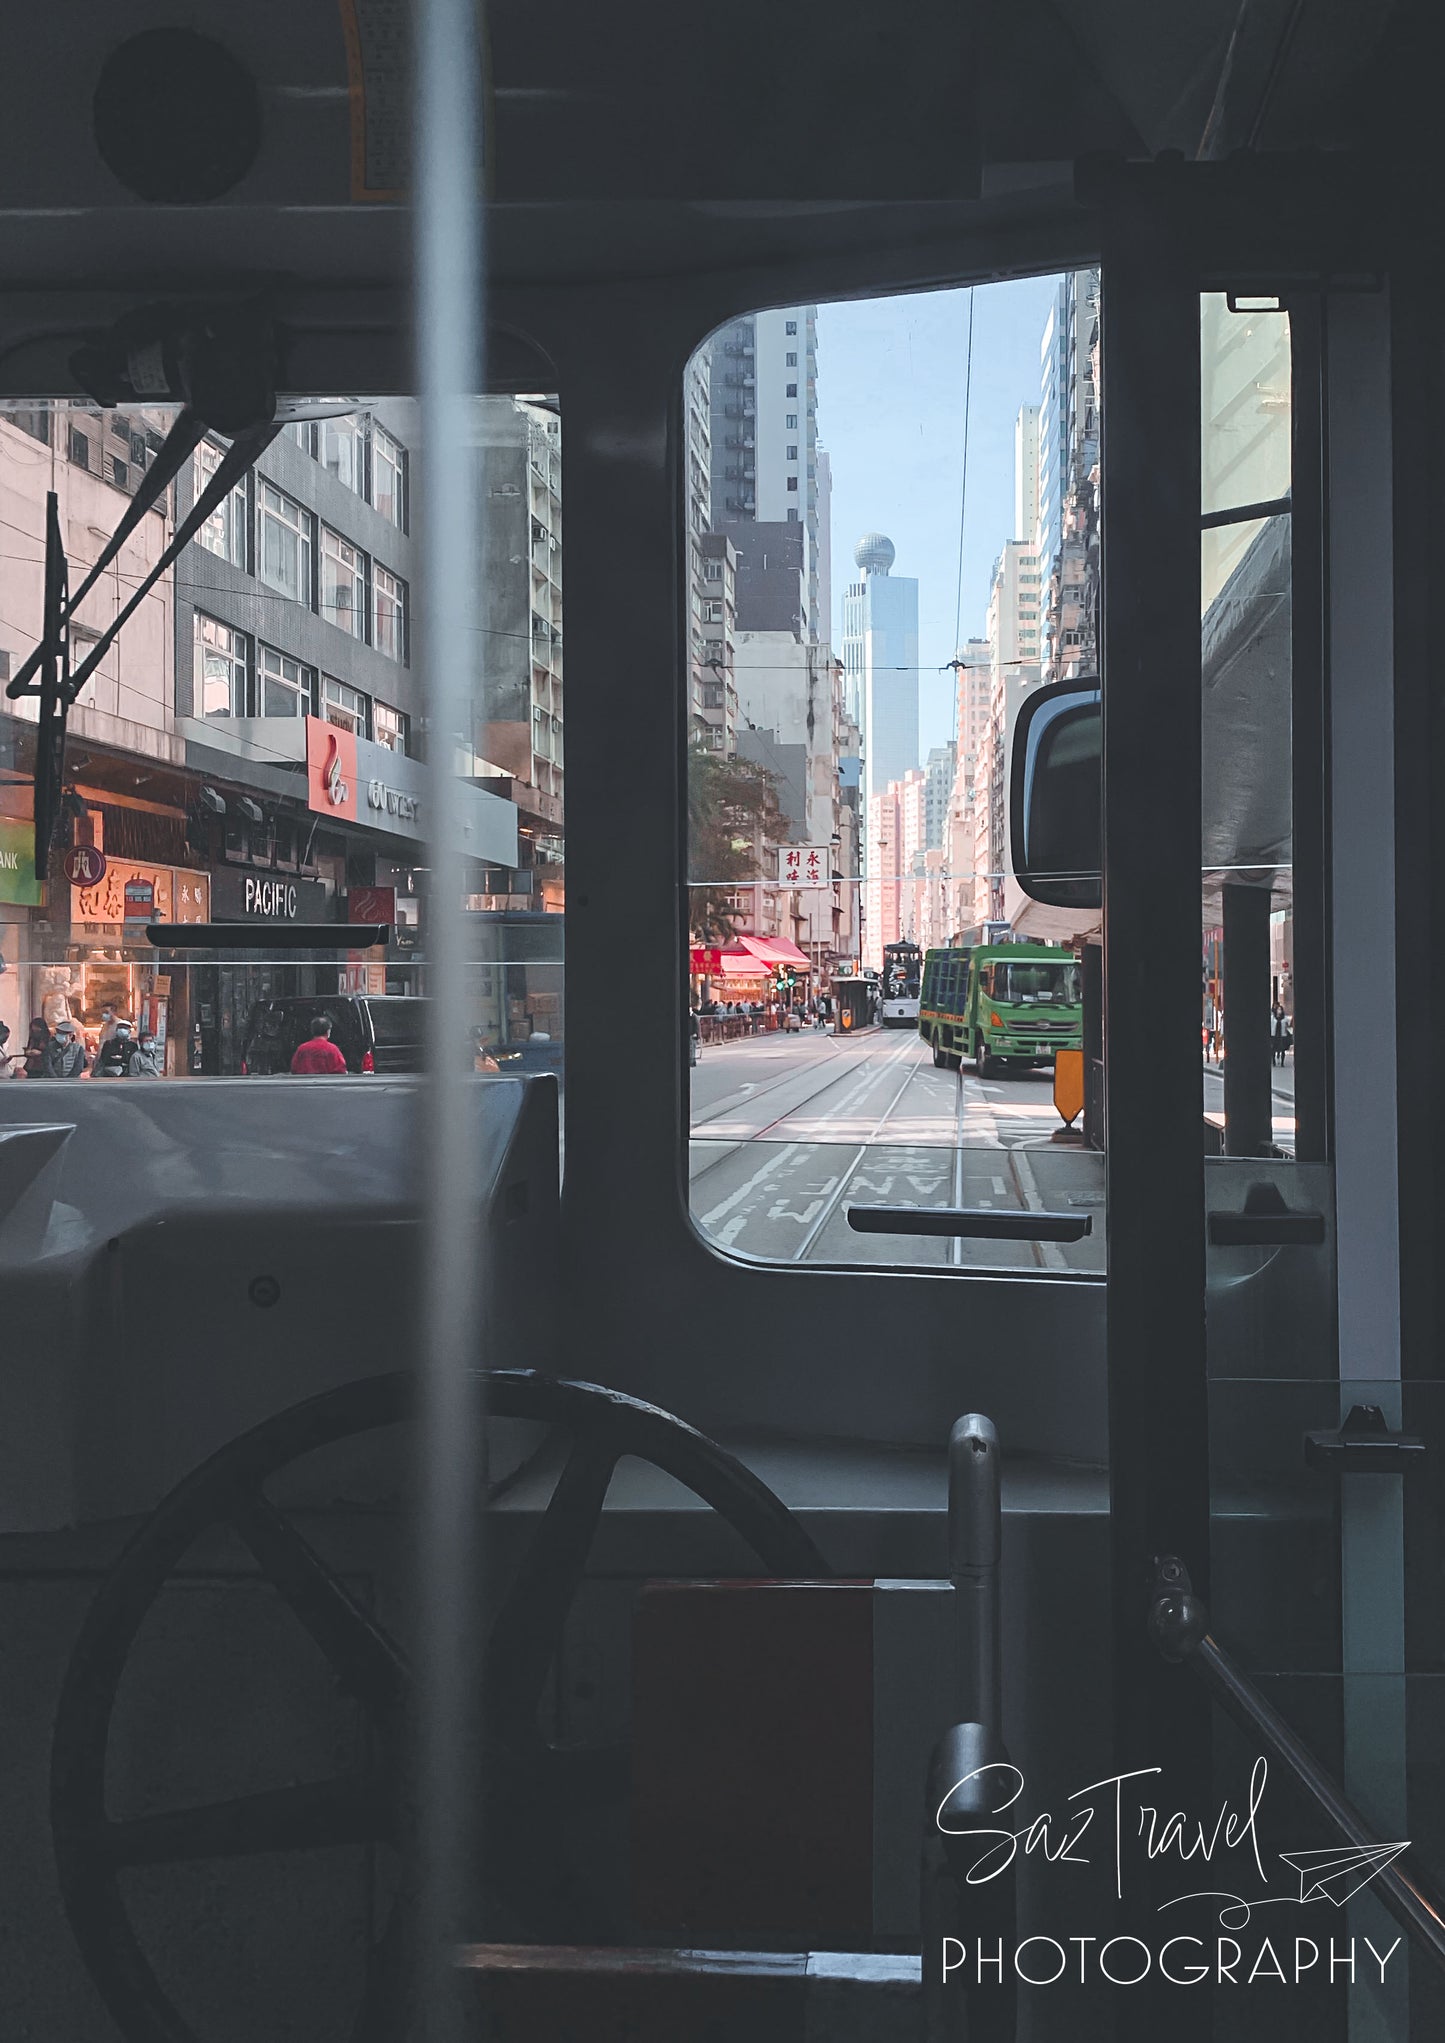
[817,274,1060,758]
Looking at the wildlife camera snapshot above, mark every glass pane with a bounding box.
[686,278,1102,1274]
[1200,291,1292,528]
[1200,296,1300,1162]
[0,395,563,1088]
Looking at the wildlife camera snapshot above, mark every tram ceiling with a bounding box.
[0,0,1417,298]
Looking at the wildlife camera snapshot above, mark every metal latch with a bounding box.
[1304,1404,1426,1475]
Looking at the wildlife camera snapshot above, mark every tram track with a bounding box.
[786,1043,945,1261]
[689,1030,921,1162]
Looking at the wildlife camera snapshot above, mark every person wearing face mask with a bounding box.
[126,1030,164,1078]
[94,1021,135,1077]
[40,1020,90,1078]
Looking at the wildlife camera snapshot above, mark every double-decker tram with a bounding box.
[2,6,1443,2043]
[879,940,923,1026]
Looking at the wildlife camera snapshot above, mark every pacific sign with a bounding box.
[245,878,301,918]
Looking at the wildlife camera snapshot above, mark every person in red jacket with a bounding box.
[289,1015,349,1075]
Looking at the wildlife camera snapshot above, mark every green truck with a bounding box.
[918,941,1083,1076]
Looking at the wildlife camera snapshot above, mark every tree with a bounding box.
[687,744,783,944]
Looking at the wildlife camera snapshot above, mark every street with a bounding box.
[689,1028,1299,1272]
[689,1024,1105,1273]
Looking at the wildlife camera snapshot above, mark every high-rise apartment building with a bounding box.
[1040,270,1101,683]
[924,743,955,851]
[706,305,825,642]
[1014,403,1040,557]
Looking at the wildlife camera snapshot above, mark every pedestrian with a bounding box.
[290,1014,349,1075]
[94,1021,136,1077]
[127,1030,165,1077]
[23,1016,49,1078]
[40,1019,90,1078]
[0,1020,23,1078]
[1271,1002,1290,1067]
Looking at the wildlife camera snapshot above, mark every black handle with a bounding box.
[145,924,390,951]
[1209,1209,1326,1246]
[1305,1404,1426,1475]
[847,1206,1091,1243]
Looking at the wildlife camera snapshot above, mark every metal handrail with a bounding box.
[1149,1556,1445,1981]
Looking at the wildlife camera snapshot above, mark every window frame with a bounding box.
[258,481,316,608]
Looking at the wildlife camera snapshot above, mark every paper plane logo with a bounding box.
[1277,1843,1410,1907]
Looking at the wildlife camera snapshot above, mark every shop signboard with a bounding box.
[778,845,831,891]
[306,718,359,821]
[304,716,517,865]
[62,845,107,886]
[347,885,396,926]
[72,862,211,927]
[0,816,43,906]
[209,867,329,922]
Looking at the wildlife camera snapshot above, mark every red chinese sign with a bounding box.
[777,845,830,891]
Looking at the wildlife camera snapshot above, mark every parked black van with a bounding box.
[241,996,426,1076]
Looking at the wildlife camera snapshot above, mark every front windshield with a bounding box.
[985,961,1080,1005]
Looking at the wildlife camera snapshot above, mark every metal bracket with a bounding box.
[1304,1403,1426,1476]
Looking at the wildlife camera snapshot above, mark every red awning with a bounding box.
[716,951,768,977]
[737,935,810,967]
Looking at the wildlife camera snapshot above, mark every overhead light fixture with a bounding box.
[198,786,226,815]
[237,796,264,824]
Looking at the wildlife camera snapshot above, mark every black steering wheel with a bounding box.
[51,1368,832,2043]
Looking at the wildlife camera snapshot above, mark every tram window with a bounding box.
[1198,292,1303,1162]
[0,394,564,1089]
[686,279,1105,1275]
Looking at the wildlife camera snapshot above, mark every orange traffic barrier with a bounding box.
[1054,1047,1084,1127]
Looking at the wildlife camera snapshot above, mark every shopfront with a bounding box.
[63,858,212,1074]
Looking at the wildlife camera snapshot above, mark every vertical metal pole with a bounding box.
[1221,881,1272,1153]
[948,1415,1001,1733]
[414,0,486,2034]
[1099,192,1212,2038]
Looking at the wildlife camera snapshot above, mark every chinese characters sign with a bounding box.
[777,845,832,892]
[72,861,211,927]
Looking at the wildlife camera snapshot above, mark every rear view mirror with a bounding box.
[1009,681,1101,909]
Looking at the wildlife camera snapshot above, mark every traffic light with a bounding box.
[787,970,796,986]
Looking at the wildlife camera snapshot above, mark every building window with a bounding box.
[286,421,315,456]
[195,613,249,718]
[319,414,366,495]
[373,701,409,754]
[785,320,797,335]
[194,441,249,567]
[372,424,407,529]
[786,477,798,491]
[785,414,797,429]
[703,559,723,582]
[787,508,800,522]
[703,601,724,623]
[322,674,368,735]
[320,526,367,637]
[6,402,51,444]
[373,563,407,661]
[258,643,313,718]
[786,445,798,459]
[68,428,91,471]
[786,383,797,398]
[785,352,797,367]
[258,483,314,606]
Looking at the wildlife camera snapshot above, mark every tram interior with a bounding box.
[1,3,1443,2040]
